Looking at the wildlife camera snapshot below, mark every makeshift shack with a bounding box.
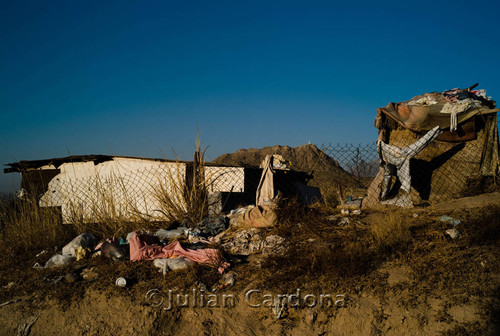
[364,85,500,207]
[4,154,315,223]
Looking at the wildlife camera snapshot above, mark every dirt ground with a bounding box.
[1,193,499,336]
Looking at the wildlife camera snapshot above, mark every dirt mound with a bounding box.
[213,144,365,190]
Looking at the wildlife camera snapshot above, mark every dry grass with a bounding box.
[0,196,74,253]
[0,138,218,253]
[151,159,208,228]
[0,195,499,334]
[370,211,412,251]
[250,198,383,293]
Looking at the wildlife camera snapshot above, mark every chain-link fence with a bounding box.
[317,123,498,207]
[16,123,500,223]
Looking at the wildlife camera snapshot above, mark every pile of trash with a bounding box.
[32,204,285,285]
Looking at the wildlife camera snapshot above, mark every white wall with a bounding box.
[38,158,244,223]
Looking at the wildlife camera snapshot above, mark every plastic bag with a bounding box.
[153,257,195,274]
[62,232,95,256]
[44,254,76,268]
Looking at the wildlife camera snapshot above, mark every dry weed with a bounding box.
[370,211,412,250]
[151,137,217,227]
[0,195,73,253]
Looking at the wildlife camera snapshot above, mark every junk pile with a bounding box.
[365,83,499,208]
[32,204,283,284]
[33,205,284,277]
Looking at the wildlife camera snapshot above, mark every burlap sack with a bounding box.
[230,205,277,228]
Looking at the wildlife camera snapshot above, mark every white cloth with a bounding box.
[256,155,275,205]
[378,126,442,198]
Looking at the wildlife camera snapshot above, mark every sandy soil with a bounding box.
[1,193,499,335]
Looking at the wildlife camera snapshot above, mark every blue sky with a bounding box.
[1,0,499,193]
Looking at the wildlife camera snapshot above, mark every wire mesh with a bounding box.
[28,128,499,223]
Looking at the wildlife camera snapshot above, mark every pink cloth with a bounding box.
[129,232,229,273]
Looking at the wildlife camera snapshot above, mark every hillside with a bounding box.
[213,144,367,190]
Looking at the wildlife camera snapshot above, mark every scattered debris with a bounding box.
[153,257,195,274]
[115,277,127,287]
[196,216,229,236]
[229,205,277,228]
[2,281,15,290]
[229,205,254,216]
[62,232,95,257]
[130,232,229,273]
[101,241,129,261]
[38,254,75,268]
[262,235,286,256]
[220,271,236,287]
[43,275,64,284]
[0,298,20,307]
[327,215,338,221]
[439,215,462,226]
[339,217,350,226]
[222,229,285,256]
[213,272,236,291]
[16,315,39,336]
[342,198,363,210]
[446,228,460,239]
[380,194,414,208]
[74,246,91,261]
[35,250,47,258]
[81,267,99,281]
[156,227,185,240]
[195,281,209,292]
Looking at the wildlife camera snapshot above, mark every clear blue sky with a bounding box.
[1,0,499,193]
